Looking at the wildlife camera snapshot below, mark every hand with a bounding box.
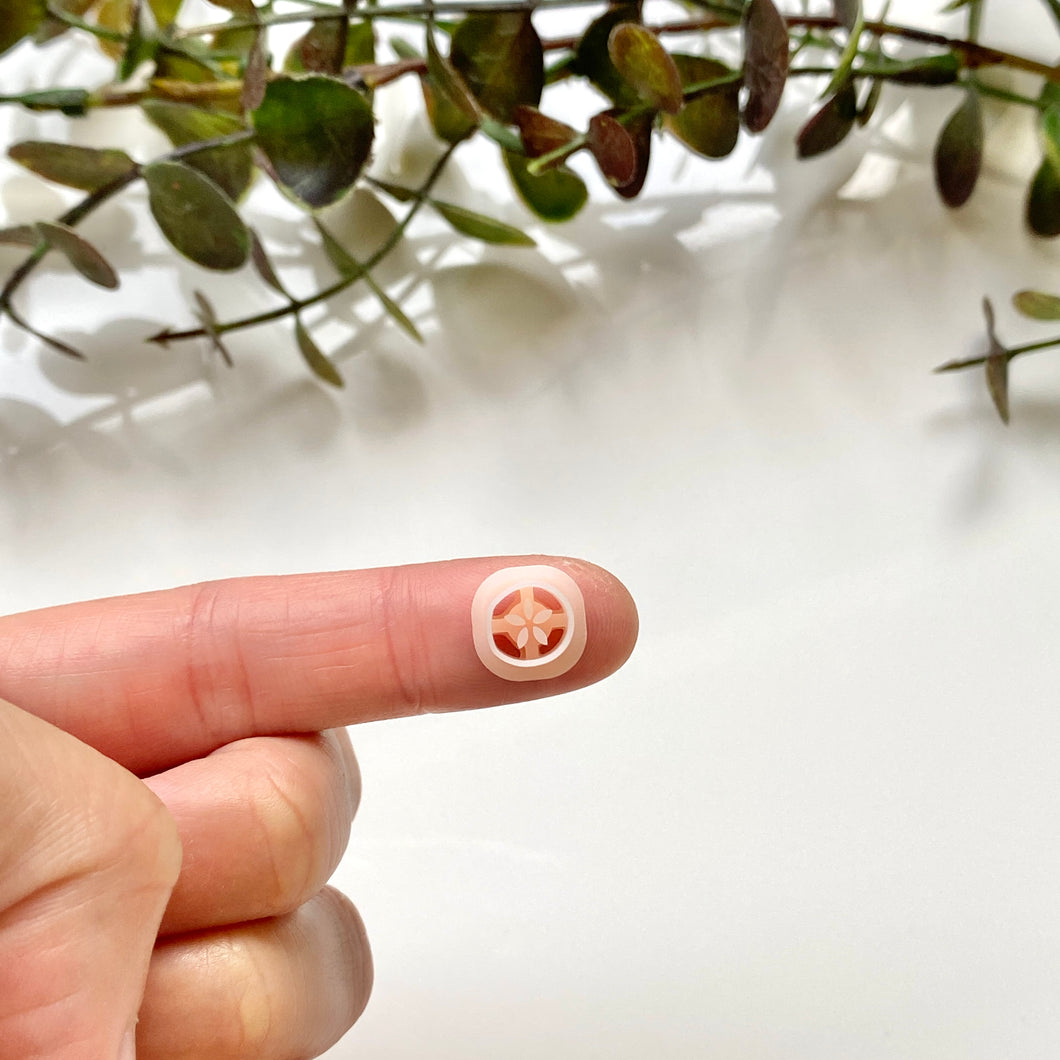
[0,556,637,1060]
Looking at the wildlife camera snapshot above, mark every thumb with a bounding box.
[0,696,182,1060]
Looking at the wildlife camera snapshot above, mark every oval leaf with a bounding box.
[614,111,652,199]
[742,0,789,133]
[796,80,857,159]
[424,31,480,143]
[8,141,137,192]
[608,23,682,115]
[985,349,1010,424]
[430,200,535,246]
[1013,289,1060,320]
[250,229,288,296]
[503,149,588,223]
[450,12,543,123]
[512,105,578,158]
[934,87,982,208]
[252,76,374,209]
[295,318,344,387]
[1,0,45,56]
[141,100,253,201]
[144,160,249,270]
[284,17,375,74]
[36,221,119,289]
[0,225,38,247]
[883,53,960,85]
[663,55,740,159]
[1027,158,1060,237]
[588,112,636,187]
[572,5,641,107]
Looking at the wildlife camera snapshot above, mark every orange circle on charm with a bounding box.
[471,566,587,681]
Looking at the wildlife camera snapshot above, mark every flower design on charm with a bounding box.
[472,565,587,682]
[496,588,566,657]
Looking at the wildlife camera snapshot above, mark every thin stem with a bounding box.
[974,81,1044,109]
[935,335,1060,373]
[173,0,610,39]
[44,1,126,42]
[0,131,255,322]
[154,143,458,343]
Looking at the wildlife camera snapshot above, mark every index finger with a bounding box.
[0,556,638,774]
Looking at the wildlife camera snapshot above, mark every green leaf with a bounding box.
[479,116,525,154]
[1,0,45,57]
[608,23,682,115]
[742,0,789,133]
[7,141,137,192]
[36,221,119,289]
[370,179,418,203]
[424,30,480,142]
[588,111,636,187]
[1039,104,1060,175]
[295,318,344,387]
[663,55,740,159]
[312,218,422,342]
[503,149,587,223]
[249,229,289,296]
[284,17,375,74]
[11,88,90,115]
[512,104,578,158]
[981,298,1010,424]
[141,101,253,201]
[119,0,157,83]
[572,5,641,107]
[933,87,982,208]
[796,80,857,159]
[147,0,182,28]
[450,12,543,123]
[879,53,960,85]
[1027,159,1060,237]
[192,289,234,366]
[430,200,536,246]
[1013,289,1060,320]
[144,160,250,270]
[252,76,374,209]
[389,36,421,61]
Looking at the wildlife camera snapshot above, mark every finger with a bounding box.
[144,730,360,936]
[0,697,181,1060]
[0,555,638,774]
[136,887,372,1060]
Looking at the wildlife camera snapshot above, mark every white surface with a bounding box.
[5,4,1060,1057]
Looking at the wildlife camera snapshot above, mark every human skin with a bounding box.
[0,556,638,1060]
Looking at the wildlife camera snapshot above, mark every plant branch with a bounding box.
[935,335,1060,373]
[0,131,255,333]
[150,142,458,345]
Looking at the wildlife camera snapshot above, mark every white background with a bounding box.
[4,2,1060,1057]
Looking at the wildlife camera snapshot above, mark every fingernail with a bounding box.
[471,565,587,682]
[119,1026,136,1060]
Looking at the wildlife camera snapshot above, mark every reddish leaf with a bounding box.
[742,0,789,133]
[588,112,636,187]
[796,80,857,159]
[512,104,578,158]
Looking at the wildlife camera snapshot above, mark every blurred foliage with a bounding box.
[1,0,1059,417]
